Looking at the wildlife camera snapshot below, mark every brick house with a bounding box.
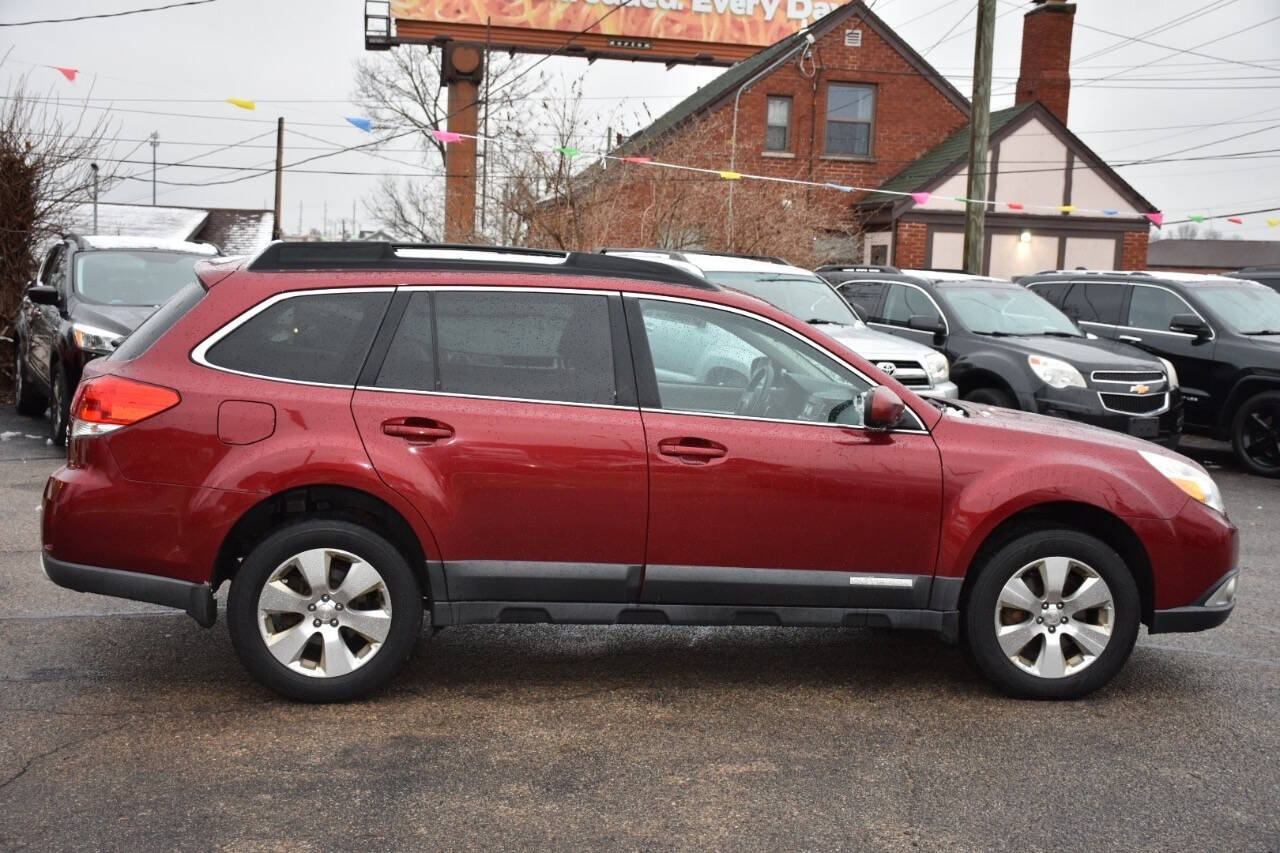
[536,0,1156,276]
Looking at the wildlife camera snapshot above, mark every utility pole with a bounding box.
[272,117,284,240]
[149,131,159,205]
[90,163,99,232]
[963,0,997,274]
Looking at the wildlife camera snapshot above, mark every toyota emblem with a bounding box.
[876,362,897,375]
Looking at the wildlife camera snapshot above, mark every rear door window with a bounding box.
[836,280,887,321]
[202,291,391,385]
[375,290,617,406]
[1062,282,1125,324]
[881,283,943,327]
[1026,281,1069,307]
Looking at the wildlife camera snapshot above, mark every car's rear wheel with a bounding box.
[227,519,423,702]
[1230,390,1280,478]
[965,529,1140,699]
[964,387,1017,409]
[49,366,70,447]
[12,342,48,416]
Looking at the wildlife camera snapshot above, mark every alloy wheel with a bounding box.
[256,548,393,678]
[993,556,1115,679]
[1240,401,1280,471]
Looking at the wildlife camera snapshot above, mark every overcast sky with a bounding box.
[3,0,1278,239]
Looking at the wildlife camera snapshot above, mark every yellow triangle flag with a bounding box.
[1058,204,1076,214]
[1268,218,1280,227]
[226,98,256,111]
[719,171,742,181]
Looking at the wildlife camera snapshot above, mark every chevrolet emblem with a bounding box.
[1130,384,1151,394]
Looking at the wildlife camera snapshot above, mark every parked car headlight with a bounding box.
[1139,450,1226,514]
[1027,354,1086,389]
[1157,357,1179,389]
[72,323,120,355]
[922,351,950,383]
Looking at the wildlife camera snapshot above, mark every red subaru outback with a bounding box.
[42,243,1239,702]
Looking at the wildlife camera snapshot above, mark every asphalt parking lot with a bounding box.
[1,406,1276,851]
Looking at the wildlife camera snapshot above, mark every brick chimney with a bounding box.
[1016,0,1076,126]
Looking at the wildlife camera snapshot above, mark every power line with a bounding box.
[1071,0,1244,67]
[0,0,220,27]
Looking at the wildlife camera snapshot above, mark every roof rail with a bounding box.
[599,247,791,266]
[1237,265,1280,273]
[247,242,717,289]
[682,249,792,265]
[1031,268,1155,278]
[815,263,902,275]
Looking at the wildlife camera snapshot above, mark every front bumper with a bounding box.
[1149,568,1238,634]
[43,554,217,626]
[916,380,960,400]
[1023,385,1183,443]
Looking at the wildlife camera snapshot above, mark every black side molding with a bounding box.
[1148,604,1233,634]
[42,555,217,627]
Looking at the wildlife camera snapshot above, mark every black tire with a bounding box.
[964,387,1017,409]
[964,529,1140,700]
[12,342,48,416]
[50,366,70,447]
[227,519,424,702]
[1230,390,1280,478]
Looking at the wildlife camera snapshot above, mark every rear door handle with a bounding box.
[382,417,454,443]
[1118,334,1142,343]
[658,438,728,462]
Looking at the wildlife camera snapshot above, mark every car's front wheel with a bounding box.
[1231,390,1280,478]
[965,529,1140,699]
[964,387,1017,409]
[227,520,424,702]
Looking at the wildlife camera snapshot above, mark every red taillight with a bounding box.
[72,375,180,428]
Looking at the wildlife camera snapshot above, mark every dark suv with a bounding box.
[1228,267,1280,295]
[1022,270,1280,477]
[816,267,1183,447]
[14,234,218,445]
[42,243,1238,702]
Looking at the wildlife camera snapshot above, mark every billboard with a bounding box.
[387,0,844,65]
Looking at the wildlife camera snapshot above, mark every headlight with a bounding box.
[72,323,120,354]
[922,351,950,383]
[1028,354,1086,389]
[1139,450,1226,514]
[1157,357,1179,389]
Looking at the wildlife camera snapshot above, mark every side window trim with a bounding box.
[360,285,637,410]
[191,287,397,389]
[625,293,927,434]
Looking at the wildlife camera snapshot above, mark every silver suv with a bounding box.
[602,250,958,399]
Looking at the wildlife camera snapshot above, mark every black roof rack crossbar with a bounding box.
[815,263,902,274]
[247,242,716,289]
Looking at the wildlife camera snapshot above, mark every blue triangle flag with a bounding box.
[346,116,373,133]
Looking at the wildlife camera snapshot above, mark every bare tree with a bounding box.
[1,60,117,394]
[353,45,547,240]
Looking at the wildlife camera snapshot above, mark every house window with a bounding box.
[765,96,792,152]
[825,83,875,157]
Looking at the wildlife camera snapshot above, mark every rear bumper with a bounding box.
[1149,568,1238,635]
[42,554,217,627]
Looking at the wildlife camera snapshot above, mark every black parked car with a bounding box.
[816,266,1183,447]
[1228,266,1280,295]
[14,235,218,444]
[1020,269,1280,477]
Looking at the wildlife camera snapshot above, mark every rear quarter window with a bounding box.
[201,291,392,385]
[109,282,205,362]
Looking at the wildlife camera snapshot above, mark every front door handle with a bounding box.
[658,438,728,462]
[382,417,454,443]
[1118,334,1142,343]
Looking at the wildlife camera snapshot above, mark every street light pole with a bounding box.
[149,131,159,205]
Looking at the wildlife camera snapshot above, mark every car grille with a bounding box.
[876,360,929,388]
[1098,391,1170,416]
[1091,370,1166,385]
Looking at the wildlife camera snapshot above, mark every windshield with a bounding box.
[74,250,205,306]
[941,286,1082,336]
[706,272,863,327]
[1194,283,1280,334]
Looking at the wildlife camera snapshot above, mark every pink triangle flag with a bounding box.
[432,130,463,144]
[51,66,78,82]
[1144,212,1164,226]
[910,192,931,205]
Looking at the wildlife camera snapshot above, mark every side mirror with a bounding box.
[863,386,906,431]
[907,314,947,345]
[1169,313,1211,340]
[26,285,59,306]
[847,302,869,323]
